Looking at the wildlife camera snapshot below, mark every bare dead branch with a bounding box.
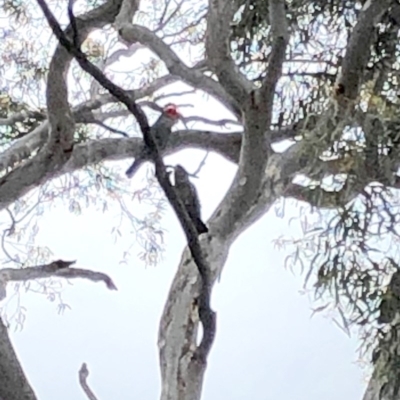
[55,268,118,291]
[192,151,210,177]
[153,88,196,102]
[103,43,145,69]
[0,260,117,301]
[79,363,99,400]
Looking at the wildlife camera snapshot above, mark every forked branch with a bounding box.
[37,0,216,362]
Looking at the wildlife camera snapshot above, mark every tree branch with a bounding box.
[258,0,289,131]
[79,363,99,400]
[0,74,179,175]
[44,0,127,152]
[0,0,125,216]
[0,108,297,178]
[62,132,240,171]
[335,0,392,103]
[205,0,253,105]
[0,130,239,211]
[117,24,242,117]
[0,110,45,126]
[210,0,288,235]
[203,0,288,238]
[114,0,140,29]
[283,183,360,209]
[0,260,117,301]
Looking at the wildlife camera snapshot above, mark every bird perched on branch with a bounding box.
[126,104,182,178]
[173,165,208,235]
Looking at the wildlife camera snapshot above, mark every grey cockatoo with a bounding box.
[173,164,208,235]
[126,104,181,178]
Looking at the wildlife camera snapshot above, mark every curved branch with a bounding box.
[64,130,241,170]
[79,363,99,400]
[0,110,45,126]
[0,74,179,175]
[0,130,239,211]
[0,262,117,300]
[114,0,140,29]
[0,0,125,206]
[0,123,315,212]
[211,0,289,237]
[44,8,75,151]
[117,24,242,117]
[205,0,253,104]
[44,0,127,152]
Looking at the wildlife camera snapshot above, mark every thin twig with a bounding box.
[183,115,242,127]
[1,209,22,266]
[192,151,209,177]
[91,120,129,137]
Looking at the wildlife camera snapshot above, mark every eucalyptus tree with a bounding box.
[0,0,399,399]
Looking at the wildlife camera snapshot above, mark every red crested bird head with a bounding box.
[163,103,181,120]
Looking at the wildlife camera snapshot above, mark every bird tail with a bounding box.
[126,159,143,178]
[195,218,208,235]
